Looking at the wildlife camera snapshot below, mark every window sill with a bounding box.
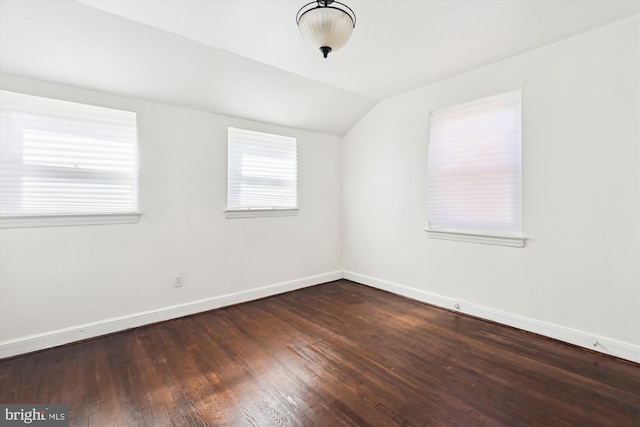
[225,208,298,219]
[425,228,526,248]
[0,213,141,229]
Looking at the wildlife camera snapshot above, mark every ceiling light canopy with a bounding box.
[296,1,356,58]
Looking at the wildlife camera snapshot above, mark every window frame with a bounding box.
[0,90,140,228]
[425,90,525,247]
[225,127,298,219]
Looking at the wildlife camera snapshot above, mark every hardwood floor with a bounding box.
[1,280,638,426]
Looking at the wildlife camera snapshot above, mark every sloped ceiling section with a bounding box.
[0,0,375,136]
[1,0,638,136]
[77,0,640,101]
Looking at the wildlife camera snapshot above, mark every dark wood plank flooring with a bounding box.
[1,280,638,426]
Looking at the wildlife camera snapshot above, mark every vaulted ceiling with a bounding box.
[1,0,638,136]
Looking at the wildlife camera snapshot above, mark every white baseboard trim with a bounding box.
[0,271,343,359]
[344,271,640,364]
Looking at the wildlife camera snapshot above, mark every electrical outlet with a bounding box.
[174,274,184,288]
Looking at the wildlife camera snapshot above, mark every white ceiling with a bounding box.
[76,0,640,100]
[1,0,638,136]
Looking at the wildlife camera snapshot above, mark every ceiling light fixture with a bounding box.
[296,0,356,59]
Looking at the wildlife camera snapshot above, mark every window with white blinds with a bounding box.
[226,127,297,218]
[426,90,524,247]
[0,90,139,228]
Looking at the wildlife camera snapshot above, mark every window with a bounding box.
[426,90,524,247]
[0,90,139,228]
[226,127,297,218]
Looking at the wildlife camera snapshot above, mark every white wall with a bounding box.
[1,16,638,362]
[343,17,639,359]
[0,74,343,354]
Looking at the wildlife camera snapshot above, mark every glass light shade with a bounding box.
[298,7,354,54]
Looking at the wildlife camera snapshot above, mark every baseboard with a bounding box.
[4,270,637,363]
[344,271,640,364]
[0,271,343,359]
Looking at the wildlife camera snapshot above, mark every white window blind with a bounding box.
[0,90,138,226]
[227,127,297,214]
[427,90,522,240]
